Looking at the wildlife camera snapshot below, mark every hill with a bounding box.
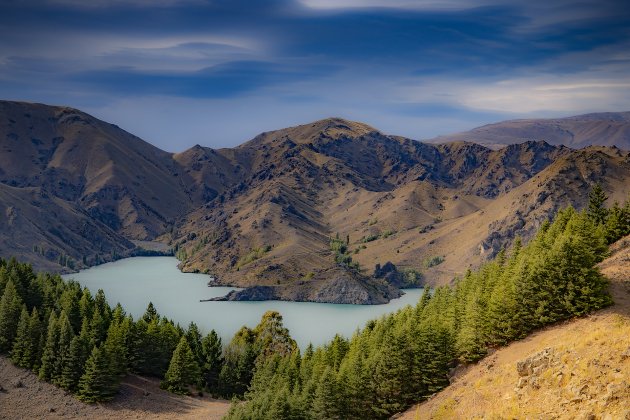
[2,101,630,303]
[430,111,630,150]
[398,235,630,419]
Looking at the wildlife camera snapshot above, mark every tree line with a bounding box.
[0,260,296,402]
[0,185,628,415]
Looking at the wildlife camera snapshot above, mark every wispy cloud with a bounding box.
[0,0,628,147]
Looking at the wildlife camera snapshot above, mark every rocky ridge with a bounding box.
[2,101,630,303]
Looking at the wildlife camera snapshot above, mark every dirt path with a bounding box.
[0,362,230,419]
[398,236,630,420]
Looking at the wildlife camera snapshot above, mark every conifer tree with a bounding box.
[142,301,159,323]
[60,325,90,392]
[38,311,59,381]
[77,346,118,402]
[49,311,75,385]
[103,317,130,377]
[89,306,108,346]
[185,321,203,366]
[78,287,94,322]
[161,336,201,395]
[10,306,31,367]
[587,183,609,225]
[311,366,340,420]
[0,280,24,352]
[201,329,223,391]
[11,307,41,370]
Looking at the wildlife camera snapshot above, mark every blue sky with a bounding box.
[1,0,629,151]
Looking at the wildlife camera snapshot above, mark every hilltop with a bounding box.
[1,101,630,303]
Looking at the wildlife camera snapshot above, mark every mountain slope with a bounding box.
[0,101,193,239]
[431,111,630,150]
[399,236,630,419]
[2,101,630,303]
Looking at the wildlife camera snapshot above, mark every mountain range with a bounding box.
[1,100,629,303]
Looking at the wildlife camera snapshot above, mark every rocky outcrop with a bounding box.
[515,347,555,390]
[205,286,278,302]
[205,270,403,304]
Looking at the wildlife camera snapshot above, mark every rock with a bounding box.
[204,286,279,302]
[516,377,529,388]
[516,360,532,377]
[621,347,630,360]
[516,348,553,378]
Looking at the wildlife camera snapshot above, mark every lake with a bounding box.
[63,256,424,348]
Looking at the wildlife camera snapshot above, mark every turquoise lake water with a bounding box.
[63,256,424,348]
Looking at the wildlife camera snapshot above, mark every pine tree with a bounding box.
[161,336,201,395]
[10,306,31,367]
[604,201,630,244]
[201,329,223,391]
[38,311,59,381]
[29,307,43,372]
[60,326,90,392]
[77,346,118,402]
[185,321,203,366]
[0,280,24,352]
[587,183,608,225]
[103,315,130,377]
[89,307,108,346]
[142,301,159,323]
[52,311,75,385]
[311,367,340,420]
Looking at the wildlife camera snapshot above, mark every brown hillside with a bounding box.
[2,101,630,302]
[0,359,230,420]
[173,120,629,295]
[398,236,630,420]
[431,111,630,150]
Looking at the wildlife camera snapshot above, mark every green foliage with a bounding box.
[0,280,23,352]
[201,330,223,391]
[587,183,609,225]
[423,255,445,268]
[236,245,272,269]
[330,237,361,271]
[77,346,119,403]
[161,336,201,395]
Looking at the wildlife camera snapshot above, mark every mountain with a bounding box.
[2,101,630,303]
[431,111,630,150]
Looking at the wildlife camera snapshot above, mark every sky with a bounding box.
[1,0,629,152]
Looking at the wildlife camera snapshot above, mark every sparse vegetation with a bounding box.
[330,236,360,271]
[423,255,445,268]
[235,245,272,269]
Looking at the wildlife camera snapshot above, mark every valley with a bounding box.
[2,101,630,304]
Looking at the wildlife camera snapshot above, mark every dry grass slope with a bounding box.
[398,235,630,420]
[0,358,230,420]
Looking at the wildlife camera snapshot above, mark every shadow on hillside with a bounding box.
[103,374,229,417]
[600,236,630,317]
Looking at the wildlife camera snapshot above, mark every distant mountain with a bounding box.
[430,112,630,150]
[2,101,630,303]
